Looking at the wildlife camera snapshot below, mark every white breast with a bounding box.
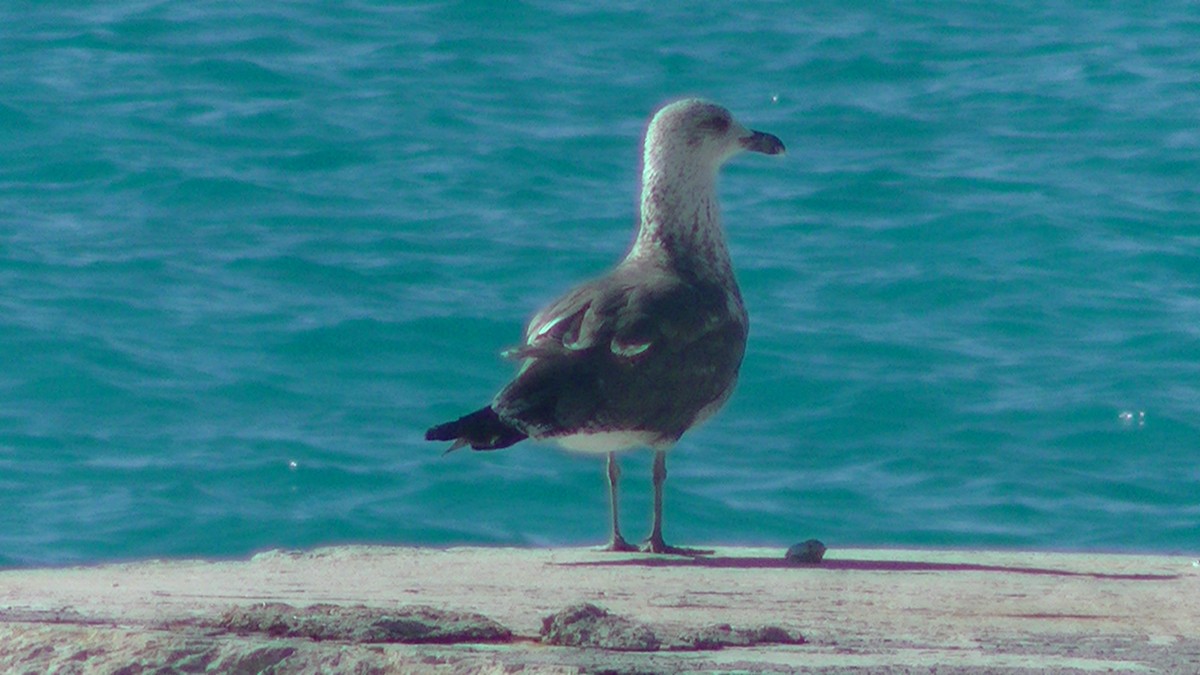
[553,430,667,455]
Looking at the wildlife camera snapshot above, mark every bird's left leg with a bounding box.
[643,450,711,555]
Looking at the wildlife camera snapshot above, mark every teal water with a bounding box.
[2,2,1198,566]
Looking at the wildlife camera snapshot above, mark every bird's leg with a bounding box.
[643,450,712,555]
[643,450,674,552]
[602,453,637,552]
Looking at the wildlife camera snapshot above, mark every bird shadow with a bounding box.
[555,554,1179,581]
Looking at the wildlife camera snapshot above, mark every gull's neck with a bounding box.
[627,153,736,286]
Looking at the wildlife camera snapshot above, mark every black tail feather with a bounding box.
[425,406,527,452]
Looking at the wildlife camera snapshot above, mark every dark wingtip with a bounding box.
[425,422,457,442]
[426,421,467,454]
[425,407,528,452]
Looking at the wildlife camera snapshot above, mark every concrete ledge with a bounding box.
[2,546,1198,672]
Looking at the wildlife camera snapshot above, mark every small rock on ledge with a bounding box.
[785,539,827,565]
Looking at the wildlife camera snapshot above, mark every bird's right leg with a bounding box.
[602,453,638,552]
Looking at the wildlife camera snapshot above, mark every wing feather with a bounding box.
[493,265,748,441]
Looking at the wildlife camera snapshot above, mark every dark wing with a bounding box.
[493,266,747,442]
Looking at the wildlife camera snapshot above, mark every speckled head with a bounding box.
[644,98,785,174]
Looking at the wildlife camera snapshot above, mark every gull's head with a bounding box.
[644,98,785,175]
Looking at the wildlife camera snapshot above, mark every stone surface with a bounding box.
[541,602,661,651]
[668,622,805,650]
[2,545,1199,673]
[538,601,803,653]
[218,602,513,644]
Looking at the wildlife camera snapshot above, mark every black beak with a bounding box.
[740,130,786,156]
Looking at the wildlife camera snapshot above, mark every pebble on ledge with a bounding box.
[785,539,827,565]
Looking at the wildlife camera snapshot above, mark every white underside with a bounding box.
[552,430,665,455]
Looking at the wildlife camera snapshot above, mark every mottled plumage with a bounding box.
[426,98,784,553]
[498,263,746,447]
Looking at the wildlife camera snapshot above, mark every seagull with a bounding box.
[426,98,784,554]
